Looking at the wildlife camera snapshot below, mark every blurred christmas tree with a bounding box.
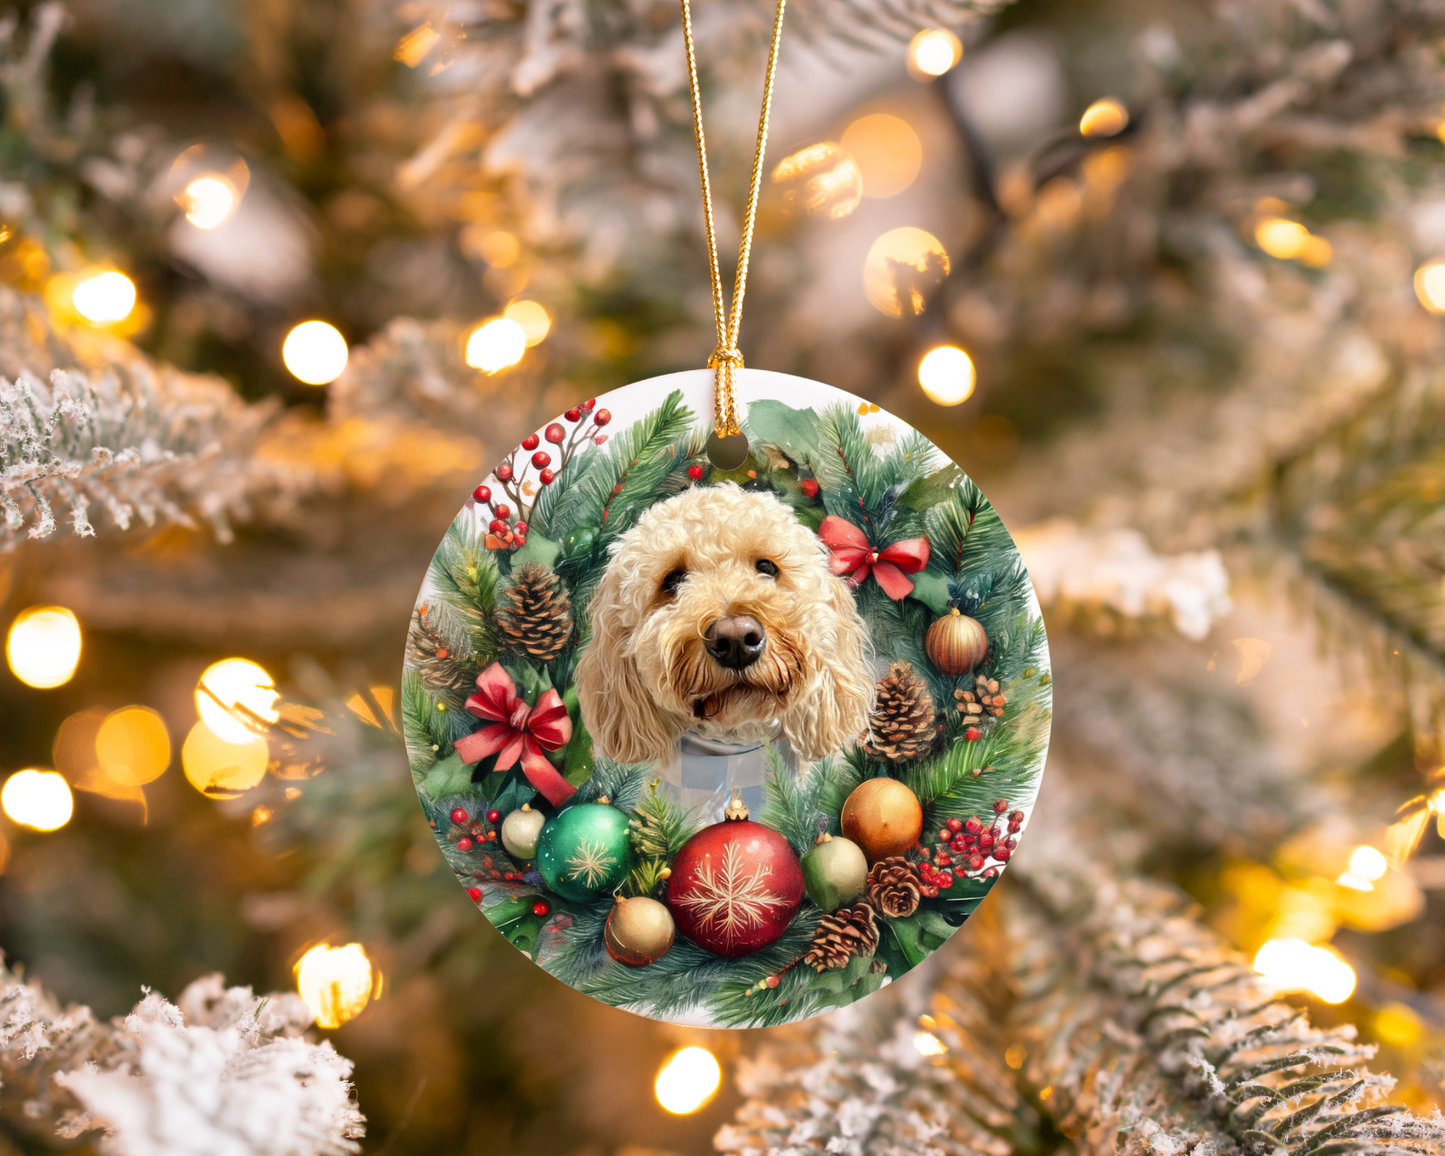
[1,0,1444,1153]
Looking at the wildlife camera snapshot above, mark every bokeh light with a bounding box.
[1373,1001,1422,1047]
[6,605,82,689]
[181,175,238,229]
[1413,260,1445,312]
[772,142,863,219]
[2,770,74,831]
[1255,218,1332,267]
[907,29,962,79]
[96,707,172,787]
[1253,937,1356,1003]
[863,227,950,316]
[840,114,923,199]
[913,1030,948,1056]
[504,299,551,346]
[1079,98,1129,138]
[196,658,279,743]
[296,943,375,1029]
[72,271,136,325]
[918,345,976,405]
[465,318,527,372]
[654,1046,721,1115]
[181,721,269,797]
[283,321,349,385]
[1348,845,1388,881]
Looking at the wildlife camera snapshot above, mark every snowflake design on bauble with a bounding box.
[565,838,617,888]
[673,841,793,948]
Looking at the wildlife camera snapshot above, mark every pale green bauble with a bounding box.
[501,803,546,861]
[802,832,869,912]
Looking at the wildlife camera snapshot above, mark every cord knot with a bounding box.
[707,346,745,371]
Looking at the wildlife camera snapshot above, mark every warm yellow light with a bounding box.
[1414,261,1445,313]
[196,658,279,743]
[295,943,375,1029]
[908,29,962,78]
[1348,845,1388,882]
[1255,218,1311,260]
[913,1030,948,1056]
[654,1046,721,1115]
[1253,938,1356,1004]
[283,321,349,385]
[6,606,82,689]
[1079,98,1129,138]
[1374,1001,1422,1047]
[2,770,74,831]
[504,299,551,346]
[96,707,172,787]
[72,271,136,325]
[772,141,863,219]
[181,175,238,229]
[394,21,441,67]
[181,721,269,798]
[840,114,923,199]
[863,227,950,316]
[465,318,527,373]
[918,345,976,405]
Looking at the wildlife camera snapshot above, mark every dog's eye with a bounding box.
[661,569,688,595]
[755,559,779,578]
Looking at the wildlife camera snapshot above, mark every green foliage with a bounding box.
[813,404,941,536]
[401,669,475,774]
[758,747,847,857]
[625,779,700,895]
[573,758,652,811]
[427,511,501,667]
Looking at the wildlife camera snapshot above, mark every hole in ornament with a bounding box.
[707,431,749,470]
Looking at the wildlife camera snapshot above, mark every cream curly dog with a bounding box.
[576,483,872,766]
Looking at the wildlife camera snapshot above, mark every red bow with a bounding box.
[454,663,575,807]
[818,516,930,600]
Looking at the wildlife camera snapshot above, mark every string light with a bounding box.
[181,175,238,229]
[840,114,923,199]
[1413,260,1445,312]
[1079,98,1129,138]
[771,141,863,219]
[6,605,82,689]
[863,227,949,316]
[1253,938,1356,1004]
[96,707,172,787]
[654,1046,721,1114]
[196,658,279,743]
[504,299,551,346]
[295,943,376,1029]
[72,271,136,325]
[918,345,976,405]
[2,770,74,831]
[181,721,269,797]
[465,318,527,372]
[907,29,962,79]
[282,321,349,385]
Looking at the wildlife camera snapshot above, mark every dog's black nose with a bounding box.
[705,615,766,670]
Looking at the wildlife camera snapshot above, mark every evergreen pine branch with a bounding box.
[426,512,500,668]
[625,779,701,894]
[573,759,652,811]
[923,472,988,577]
[814,404,884,527]
[757,747,842,857]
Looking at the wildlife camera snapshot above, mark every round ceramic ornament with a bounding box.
[402,367,1052,1026]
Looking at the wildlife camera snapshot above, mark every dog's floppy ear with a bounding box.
[782,573,873,761]
[575,568,686,766]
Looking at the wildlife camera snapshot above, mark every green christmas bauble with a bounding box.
[501,803,546,861]
[802,832,869,913]
[536,801,634,902]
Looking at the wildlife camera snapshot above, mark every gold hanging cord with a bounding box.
[680,0,787,438]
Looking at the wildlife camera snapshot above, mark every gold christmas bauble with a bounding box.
[840,777,923,863]
[604,895,676,967]
[926,608,988,676]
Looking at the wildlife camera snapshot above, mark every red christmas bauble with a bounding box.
[666,809,803,958]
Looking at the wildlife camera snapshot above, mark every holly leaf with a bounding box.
[884,912,929,968]
[898,464,965,512]
[563,715,595,788]
[511,532,561,570]
[746,400,822,467]
[914,905,957,949]
[909,570,952,616]
[485,895,545,956]
[509,661,552,702]
[807,953,887,1009]
[421,751,480,802]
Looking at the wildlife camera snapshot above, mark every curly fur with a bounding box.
[576,483,873,766]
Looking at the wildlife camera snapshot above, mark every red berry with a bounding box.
[486,809,501,823]
[968,855,985,871]
[688,464,705,481]
[964,816,983,834]
[539,468,555,484]
[994,800,1008,813]
[531,451,550,468]
[950,839,967,855]
[593,408,612,427]
[515,521,528,534]
[545,422,565,443]
[472,485,491,503]
[457,837,474,852]
[486,831,497,841]
[983,867,999,879]
[521,433,540,451]
[937,828,951,842]
[1005,836,1018,849]
[565,408,582,422]
[583,398,596,410]
[946,818,963,832]
[935,854,951,868]
[922,885,939,898]
[937,871,954,888]
[495,504,510,519]
[966,727,982,741]
[489,519,506,534]
[496,463,513,481]
[1009,810,1025,823]
[1009,819,1022,833]
[978,833,995,850]
[532,900,550,917]
[800,478,819,498]
[594,434,608,445]
[466,887,482,902]
[766,975,780,989]
[514,534,527,547]
[450,807,469,823]
[994,846,1011,861]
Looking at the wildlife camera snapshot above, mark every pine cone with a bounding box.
[802,903,880,971]
[954,674,1006,722]
[497,563,573,662]
[406,606,475,694]
[866,857,922,918]
[863,661,936,764]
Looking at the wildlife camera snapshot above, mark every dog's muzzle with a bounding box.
[704,615,765,671]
